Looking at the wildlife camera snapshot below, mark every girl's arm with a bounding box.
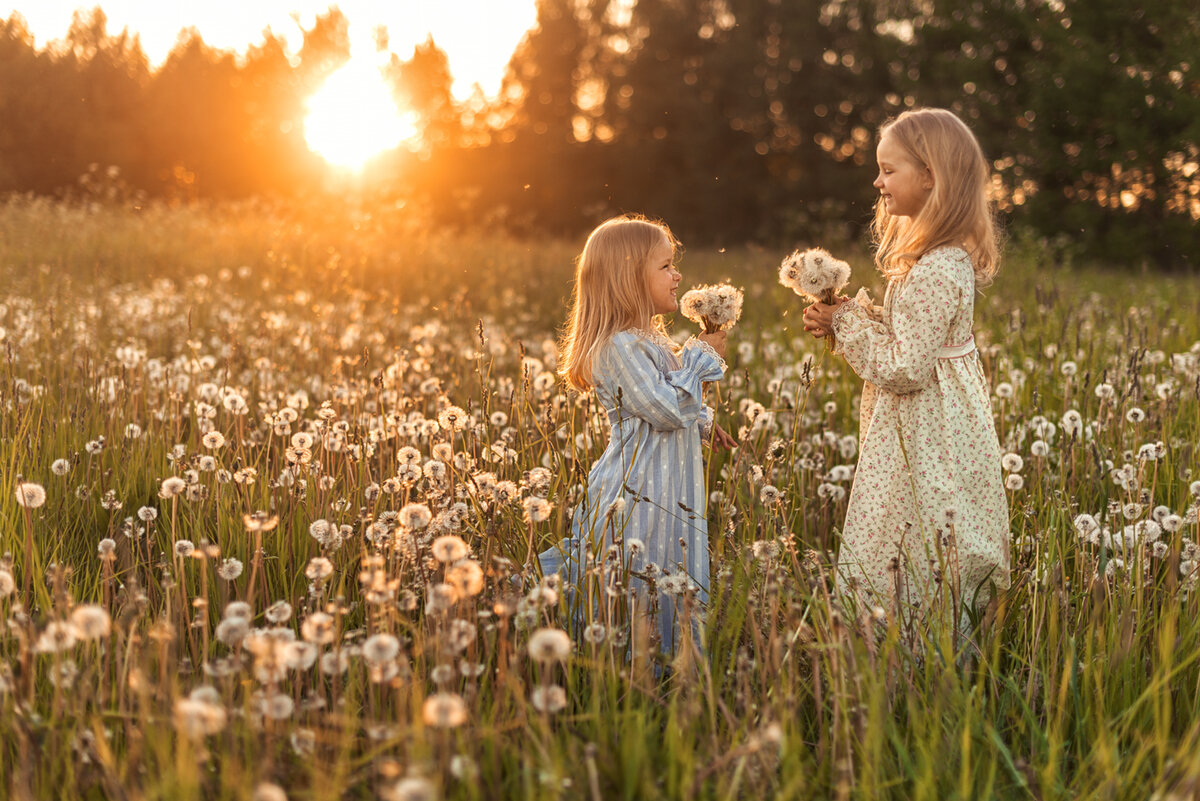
[603,336,725,431]
[830,254,965,394]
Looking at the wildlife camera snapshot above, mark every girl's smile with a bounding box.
[646,236,681,316]
[874,134,934,218]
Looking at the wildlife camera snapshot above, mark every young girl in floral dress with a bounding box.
[539,214,736,653]
[803,108,1011,626]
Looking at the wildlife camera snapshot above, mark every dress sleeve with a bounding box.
[830,254,964,395]
[599,336,725,431]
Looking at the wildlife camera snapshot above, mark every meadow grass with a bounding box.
[1,195,1199,800]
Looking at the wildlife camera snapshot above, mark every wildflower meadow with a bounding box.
[2,195,1199,800]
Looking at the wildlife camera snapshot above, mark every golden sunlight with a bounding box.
[304,60,418,170]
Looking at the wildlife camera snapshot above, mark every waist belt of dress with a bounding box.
[936,336,976,359]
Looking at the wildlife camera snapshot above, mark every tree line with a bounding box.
[1,1,1197,266]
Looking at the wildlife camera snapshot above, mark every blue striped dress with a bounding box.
[540,329,725,652]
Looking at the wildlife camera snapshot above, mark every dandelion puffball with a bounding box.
[679,283,744,332]
[15,482,46,508]
[527,627,572,663]
[778,247,851,303]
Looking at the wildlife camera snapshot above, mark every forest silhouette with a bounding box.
[0,0,1197,265]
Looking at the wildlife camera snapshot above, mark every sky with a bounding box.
[1,1,540,99]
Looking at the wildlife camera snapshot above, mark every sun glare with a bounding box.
[304,60,418,170]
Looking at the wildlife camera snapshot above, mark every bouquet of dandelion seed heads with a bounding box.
[779,247,851,351]
[679,283,744,334]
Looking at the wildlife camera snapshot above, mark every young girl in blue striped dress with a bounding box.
[539,214,736,654]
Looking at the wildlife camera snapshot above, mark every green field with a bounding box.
[2,196,1199,800]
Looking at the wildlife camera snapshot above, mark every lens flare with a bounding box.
[304,60,418,170]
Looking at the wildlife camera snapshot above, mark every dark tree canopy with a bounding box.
[0,1,1197,266]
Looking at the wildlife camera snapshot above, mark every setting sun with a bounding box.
[304,60,419,170]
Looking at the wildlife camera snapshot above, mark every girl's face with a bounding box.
[873,134,933,218]
[645,236,681,316]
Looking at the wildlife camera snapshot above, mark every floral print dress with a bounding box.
[830,246,1010,620]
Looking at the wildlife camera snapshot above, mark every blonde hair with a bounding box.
[871,108,1000,286]
[559,215,677,392]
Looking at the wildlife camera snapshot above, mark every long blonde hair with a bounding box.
[871,108,1000,286]
[559,215,677,392]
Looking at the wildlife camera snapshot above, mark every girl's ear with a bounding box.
[922,167,935,191]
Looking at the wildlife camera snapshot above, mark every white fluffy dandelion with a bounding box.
[216,558,243,580]
[362,633,401,665]
[201,431,226,450]
[400,503,433,530]
[530,684,568,714]
[778,247,851,304]
[523,496,552,523]
[422,692,469,728]
[528,628,572,663]
[70,604,111,640]
[0,570,16,598]
[779,248,852,350]
[679,283,745,333]
[431,534,469,563]
[15,482,46,508]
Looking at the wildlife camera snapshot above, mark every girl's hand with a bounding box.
[802,296,850,338]
[710,422,737,451]
[698,330,727,359]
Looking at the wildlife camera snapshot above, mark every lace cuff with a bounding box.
[700,405,715,440]
[683,337,728,373]
[830,300,864,353]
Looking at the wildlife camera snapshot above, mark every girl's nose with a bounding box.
[873,174,884,189]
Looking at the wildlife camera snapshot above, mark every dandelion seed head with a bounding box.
[521,495,552,523]
[15,482,46,508]
[1001,453,1024,472]
[530,684,568,714]
[216,603,251,627]
[215,617,250,646]
[35,621,77,653]
[0,570,15,598]
[201,431,226,450]
[217,558,243,580]
[173,539,195,558]
[431,534,469,563]
[400,503,433,530]
[173,697,228,739]
[1005,474,1024,491]
[362,633,401,665]
[305,556,334,581]
[528,628,572,663]
[437,405,468,431]
[583,623,607,644]
[159,477,186,498]
[265,600,293,624]
[70,604,111,640]
[422,692,468,728]
[51,459,70,476]
[1126,407,1146,423]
